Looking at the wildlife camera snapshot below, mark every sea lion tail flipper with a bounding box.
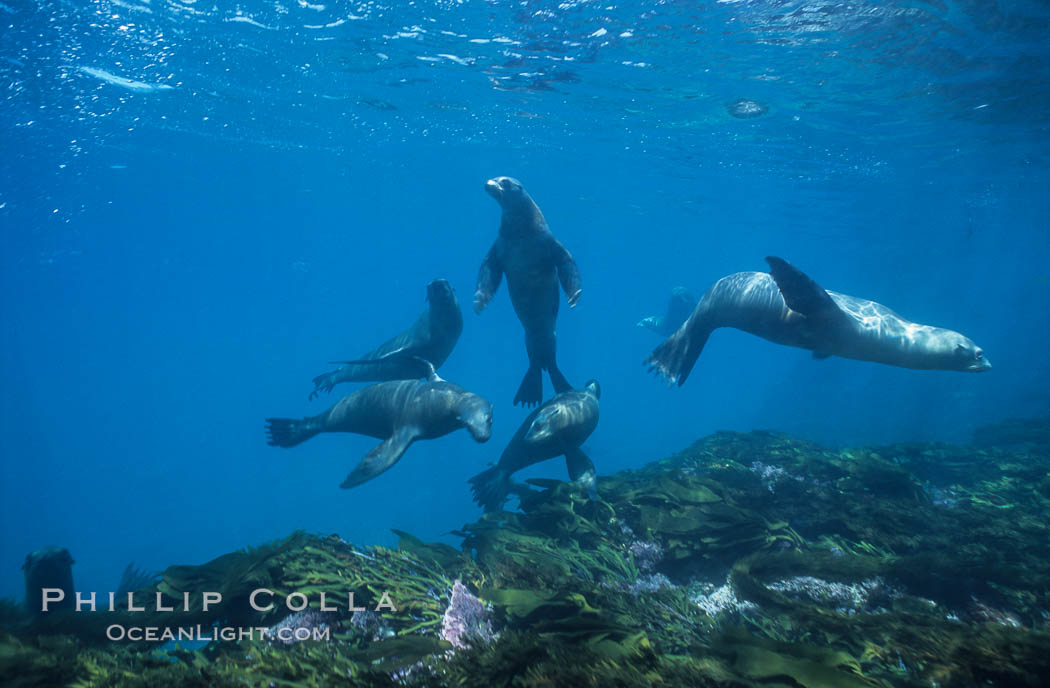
[565,447,597,499]
[547,363,573,395]
[553,240,582,307]
[644,325,711,387]
[265,417,321,447]
[764,256,842,321]
[341,426,418,489]
[468,465,510,511]
[513,365,544,407]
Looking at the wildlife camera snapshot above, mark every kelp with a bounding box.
[5,421,1050,686]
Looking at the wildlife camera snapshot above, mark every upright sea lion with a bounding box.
[469,380,600,511]
[23,547,74,615]
[646,256,991,386]
[310,279,463,400]
[474,176,582,407]
[268,361,492,488]
[637,286,698,336]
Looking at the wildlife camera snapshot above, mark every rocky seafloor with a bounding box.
[4,418,1050,687]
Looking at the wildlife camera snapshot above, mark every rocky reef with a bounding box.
[4,418,1050,687]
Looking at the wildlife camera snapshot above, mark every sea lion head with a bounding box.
[583,379,601,399]
[485,176,531,212]
[426,278,457,306]
[23,546,75,615]
[929,330,991,372]
[458,393,494,443]
[23,546,74,575]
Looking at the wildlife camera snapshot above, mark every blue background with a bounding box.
[1,0,1048,600]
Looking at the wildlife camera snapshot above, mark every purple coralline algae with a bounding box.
[440,579,495,650]
[689,580,757,618]
[750,461,802,493]
[629,539,665,573]
[768,576,897,614]
[350,609,394,641]
[265,610,332,646]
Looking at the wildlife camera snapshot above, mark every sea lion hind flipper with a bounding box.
[764,256,843,322]
[468,465,510,511]
[513,365,544,407]
[474,242,504,315]
[341,426,418,489]
[565,447,597,498]
[644,326,711,387]
[553,240,582,308]
[548,364,573,395]
[265,417,320,448]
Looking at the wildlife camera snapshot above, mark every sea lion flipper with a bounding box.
[474,242,504,315]
[408,356,441,382]
[552,240,582,308]
[333,352,440,381]
[341,426,418,489]
[765,256,843,322]
[565,447,597,498]
[513,366,543,407]
[548,364,573,395]
[330,345,410,366]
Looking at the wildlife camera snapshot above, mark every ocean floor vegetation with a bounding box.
[4,417,1050,687]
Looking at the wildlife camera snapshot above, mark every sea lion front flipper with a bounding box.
[565,447,597,498]
[765,256,844,323]
[330,345,410,365]
[334,355,440,381]
[341,426,419,489]
[552,240,582,308]
[474,241,504,315]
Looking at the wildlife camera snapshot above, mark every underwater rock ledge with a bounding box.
[4,422,1050,687]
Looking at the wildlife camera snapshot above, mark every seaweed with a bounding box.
[7,421,1050,686]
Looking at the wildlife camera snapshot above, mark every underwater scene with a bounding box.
[2,0,1050,685]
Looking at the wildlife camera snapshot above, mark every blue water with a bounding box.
[1,0,1048,601]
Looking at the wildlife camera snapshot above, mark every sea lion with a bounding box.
[637,286,698,336]
[309,278,463,400]
[268,361,492,488]
[474,176,582,407]
[646,256,991,386]
[469,380,600,511]
[23,547,74,615]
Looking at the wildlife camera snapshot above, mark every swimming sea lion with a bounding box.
[469,380,600,511]
[310,279,463,400]
[637,286,698,336]
[23,547,75,615]
[268,361,492,488]
[474,176,582,407]
[646,257,991,386]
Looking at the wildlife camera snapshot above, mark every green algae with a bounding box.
[5,420,1050,687]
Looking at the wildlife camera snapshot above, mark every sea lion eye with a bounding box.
[975,351,983,360]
